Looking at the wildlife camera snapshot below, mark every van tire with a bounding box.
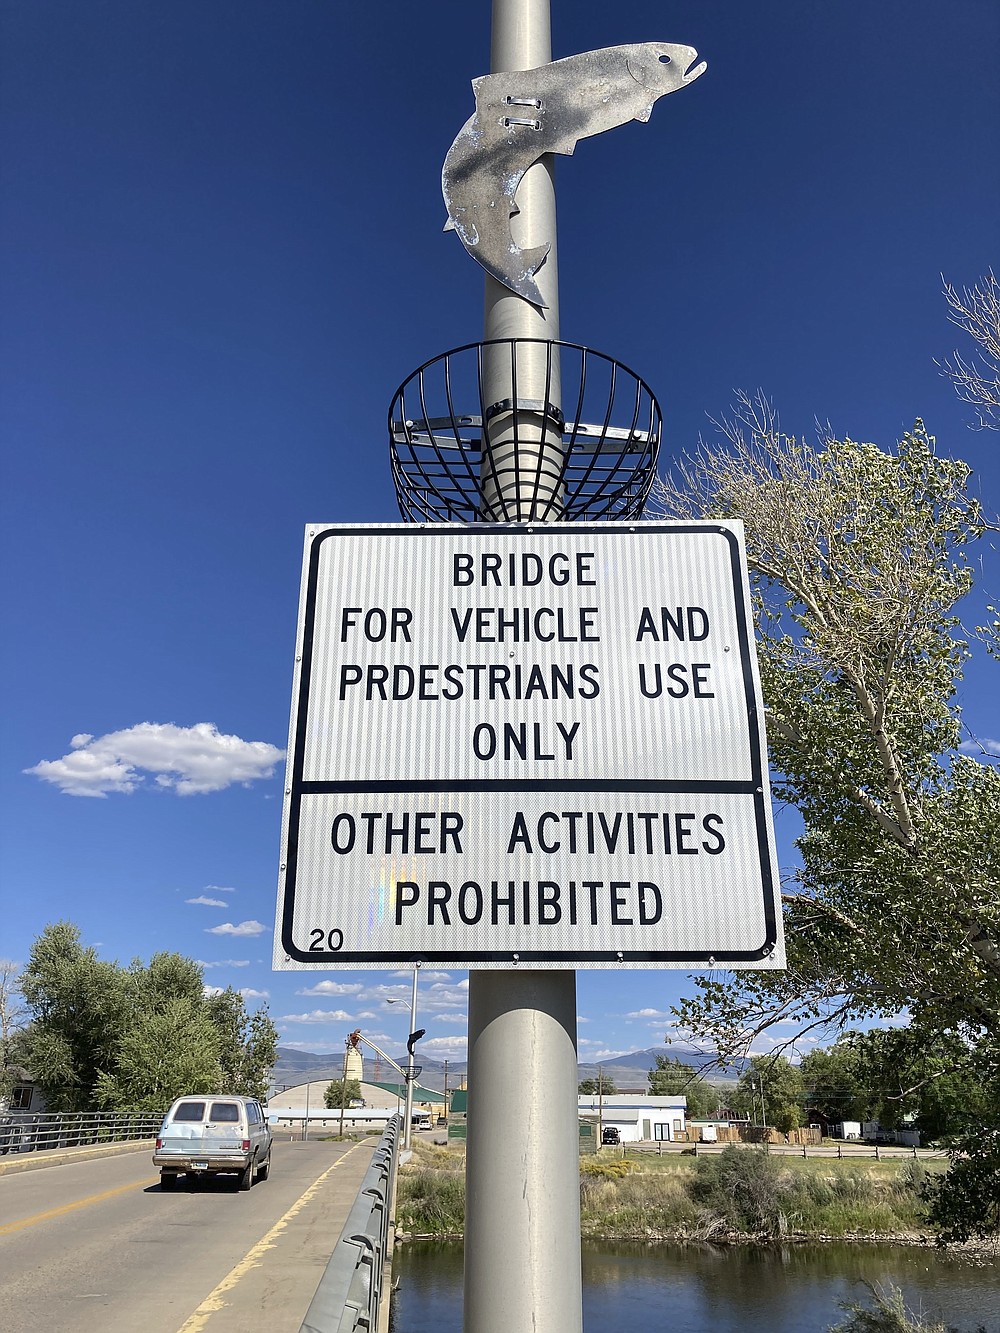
[257,1148,271,1181]
[239,1158,254,1191]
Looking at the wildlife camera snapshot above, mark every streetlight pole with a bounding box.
[403,965,419,1153]
[465,4,582,1331]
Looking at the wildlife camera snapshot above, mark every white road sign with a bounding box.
[274,522,783,969]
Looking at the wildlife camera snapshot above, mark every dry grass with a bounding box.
[396,1144,939,1240]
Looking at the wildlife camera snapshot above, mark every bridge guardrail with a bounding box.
[299,1114,401,1333]
[0,1109,164,1156]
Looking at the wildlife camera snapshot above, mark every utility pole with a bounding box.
[598,1065,604,1146]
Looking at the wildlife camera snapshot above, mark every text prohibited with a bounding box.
[274,523,784,969]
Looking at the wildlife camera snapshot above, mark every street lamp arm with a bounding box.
[354,1032,409,1082]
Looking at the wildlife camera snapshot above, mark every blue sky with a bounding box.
[2,0,997,1069]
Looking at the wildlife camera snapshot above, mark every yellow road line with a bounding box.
[174,1143,363,1333]
[0,1178,159,1236]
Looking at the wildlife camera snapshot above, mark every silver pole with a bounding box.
[403,966,419,1153]
[480,0,563,521]
[465,1,582,1326]
[464,972,581,1332]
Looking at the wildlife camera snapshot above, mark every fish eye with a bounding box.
[658,54,671,65]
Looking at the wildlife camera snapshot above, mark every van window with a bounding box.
[173,1101,207,1122]
[209,1102,240,1123]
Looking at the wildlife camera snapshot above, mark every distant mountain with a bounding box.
[273,1043,743,1094]
[578,1045,746,1089]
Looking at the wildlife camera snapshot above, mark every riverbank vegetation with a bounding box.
[395,1143,947,1243]
[830,1282,990,1333]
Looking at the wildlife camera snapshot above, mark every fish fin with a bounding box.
[443,216,456,232]
[519,242,550,279]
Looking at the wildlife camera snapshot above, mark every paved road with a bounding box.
[0,1134,377,1333]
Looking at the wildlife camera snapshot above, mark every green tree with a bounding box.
[18,925,278,1110]
[324,1077,362,1109]
[578,1074,617,1095]
[19,922,129,1110]
[731,1056,804,1133]
[0,959,27,1106]
[799,1042,875,1125]
[647,1055,720,1120]
[653,407,999,1235]
[204,988,278,1102]
[94,998,222,1111]
[846,1027,996,1141]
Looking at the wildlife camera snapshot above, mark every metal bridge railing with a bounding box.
[0,1109,164,1156]
[299,1114,402,1333]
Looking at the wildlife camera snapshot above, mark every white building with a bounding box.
[578,1094,687,1143]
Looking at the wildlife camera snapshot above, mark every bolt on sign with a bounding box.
[273,523,784,970]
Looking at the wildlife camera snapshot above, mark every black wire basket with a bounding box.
[388,339,661,523]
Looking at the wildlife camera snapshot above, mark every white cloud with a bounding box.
[297,981,364,997]
[205,884,237,894]
[432,1013,468,1025]
[187,896,228,908]
[421,1035,469,1054]
[277,1009,353,1024]
[582,1047,629,1061]
[626,1008,671,1019]
[239,988,269,1000]
[197,959,251,969]
[206,920,267,937]
[25,722,283,797]
[203,985,225,997]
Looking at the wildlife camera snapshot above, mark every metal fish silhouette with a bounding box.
[442,42,707,307]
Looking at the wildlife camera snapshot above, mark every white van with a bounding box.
[154,1095,272,1191]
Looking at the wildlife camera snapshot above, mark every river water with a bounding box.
[393,1241,1000,1332]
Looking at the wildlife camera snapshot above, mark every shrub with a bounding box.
[580,1159,634,1180]
[688,1145,788,1235]
[827,1281,983,1333]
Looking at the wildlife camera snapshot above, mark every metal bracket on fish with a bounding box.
[441,42,707,308]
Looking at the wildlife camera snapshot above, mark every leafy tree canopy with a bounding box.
[653,407,999,1238]
[18,922,278,1111]
[578,1074,617,1095]
[731,1056,804,1134]
[647,1056,720,1120]
[324,1077,363,1109]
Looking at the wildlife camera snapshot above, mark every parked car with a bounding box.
[601,1126,621,1145]
[153,1095,272,1191]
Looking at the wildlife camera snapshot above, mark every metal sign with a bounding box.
[273,522,783,969]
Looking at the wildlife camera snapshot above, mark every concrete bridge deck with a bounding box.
[0,1133,380,1333]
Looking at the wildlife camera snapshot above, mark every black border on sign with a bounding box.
[278,524,779,966]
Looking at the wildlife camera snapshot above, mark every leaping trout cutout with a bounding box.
[442,42,707,308]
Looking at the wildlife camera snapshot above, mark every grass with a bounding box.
[395,1143,946,1242]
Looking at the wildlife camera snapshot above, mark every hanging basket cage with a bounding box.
[388,339,662,524]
